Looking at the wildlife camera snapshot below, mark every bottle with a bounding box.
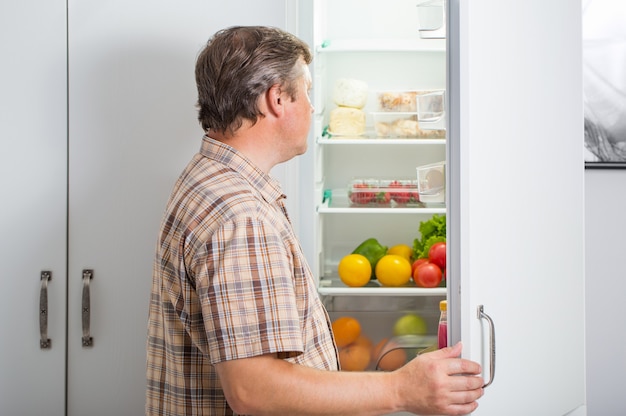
[437,300,447,349]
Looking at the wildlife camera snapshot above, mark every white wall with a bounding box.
[584,169,626,416]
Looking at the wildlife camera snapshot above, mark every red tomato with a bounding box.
[413,262,443,288]
[411,258,429,275]
[428,242,447,270]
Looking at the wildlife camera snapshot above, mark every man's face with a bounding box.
[280,61,314,159]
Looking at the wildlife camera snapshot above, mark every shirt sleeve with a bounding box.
[193,215,305,364]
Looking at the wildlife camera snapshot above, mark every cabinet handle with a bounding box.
[39,271,52,349]
[477,305,496,388]
[81,269,93,347]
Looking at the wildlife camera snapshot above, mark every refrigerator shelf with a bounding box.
[317,137,445,145]
[316,38,446,53]
[318,194,446,213]
[318,277,446,297]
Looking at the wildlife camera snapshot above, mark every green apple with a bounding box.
[393,313,427,336]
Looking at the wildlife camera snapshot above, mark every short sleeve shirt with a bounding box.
[146,136,339,416]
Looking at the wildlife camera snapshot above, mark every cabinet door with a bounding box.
[0,1,67,415]
[447,0,585,414]
[66,1,289,414]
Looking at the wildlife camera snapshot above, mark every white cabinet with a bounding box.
[1,1,290,414]
[0,1,67,415]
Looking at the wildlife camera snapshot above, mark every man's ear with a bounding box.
[266,84,284,117]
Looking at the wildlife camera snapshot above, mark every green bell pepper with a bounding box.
[351,238,388,280]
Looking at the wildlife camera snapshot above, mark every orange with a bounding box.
[339,343,371,371]
[375,254,412,287]
[387,244,413,261]
[353,334,373,350]
[331,316,361,348]
[338,254,371,287]
[372,338,407,371]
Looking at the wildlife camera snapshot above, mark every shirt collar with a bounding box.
[199,135,285,204]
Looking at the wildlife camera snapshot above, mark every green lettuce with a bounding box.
[413,214,446,259]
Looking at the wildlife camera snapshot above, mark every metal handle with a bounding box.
[81,269,93,347]
[477,305,495,388]
[39,271,52,349]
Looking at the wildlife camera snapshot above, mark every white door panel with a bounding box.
[0,1,67,415]
[448,0,585,414]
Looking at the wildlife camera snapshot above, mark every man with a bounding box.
[146,25,484,415]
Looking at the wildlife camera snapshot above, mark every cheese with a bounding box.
[329,107,366,136]
[333,78,369,109]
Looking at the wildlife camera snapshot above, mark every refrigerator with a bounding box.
[294,0,586,414]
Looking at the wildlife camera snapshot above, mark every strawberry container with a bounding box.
[348,179,420,207]
[383,179,420,206]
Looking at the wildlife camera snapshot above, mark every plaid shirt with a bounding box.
[146,136,338,415]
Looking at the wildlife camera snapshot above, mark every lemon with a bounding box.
[375,254,412,287]
[338,254,372,287]
[387,244,413,261]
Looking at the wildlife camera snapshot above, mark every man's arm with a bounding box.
[214,342,484,416]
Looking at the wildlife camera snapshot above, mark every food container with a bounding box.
[374,90,446,132]
[417,0,446,39]
[348,178,421,207]
[377,91,418,112]
[371,112,446,138]
[416,161,445,204]
[416,90,445,123]
[372,112,420,138]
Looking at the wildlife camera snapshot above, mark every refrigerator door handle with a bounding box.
[477,305,495,388]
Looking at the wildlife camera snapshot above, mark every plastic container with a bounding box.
[416,161,445,204]
[376,90,444,114]
[347,178,420,207]
[416,91,445,123]
[417,0,446,39]
[438,300,447,349]
[376,91,418,112]
[373,90,446,134]
[372,112,420,138]
[371,113,446,138]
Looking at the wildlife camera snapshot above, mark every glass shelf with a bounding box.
[318,195,446,214]
[316,38,446,53]
[317,137,446,145]
[318,276,446,297]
